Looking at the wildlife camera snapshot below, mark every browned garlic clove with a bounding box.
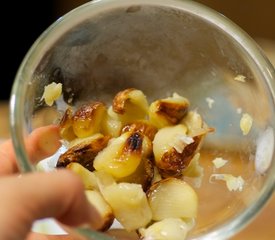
[57,135,110,171]
[72,101,106,138]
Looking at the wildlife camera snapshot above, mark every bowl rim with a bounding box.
[10,0,275,239]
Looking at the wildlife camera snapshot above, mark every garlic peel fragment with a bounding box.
[210,174,244,191]
[212,157,228,169]
[240,113,253,135]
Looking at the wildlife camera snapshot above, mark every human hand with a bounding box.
[0,125,102,240]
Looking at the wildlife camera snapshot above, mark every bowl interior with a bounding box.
[11,0,275,239]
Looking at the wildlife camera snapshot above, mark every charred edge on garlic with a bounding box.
[73,101,106,121]
[156,100,189,124]
[112,88,136,114]
[57,136,110,171]
[59,108,73,127]
[59,108,76,141]
[98,213,115,232]
[121,121,158,141]
[124,132,144,153]
[157,135,202,177]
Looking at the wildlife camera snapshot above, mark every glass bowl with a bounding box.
[10,0,275,239]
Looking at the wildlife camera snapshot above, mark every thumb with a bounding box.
[0,170,102,239]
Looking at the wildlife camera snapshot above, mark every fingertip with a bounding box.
[27,125,61,163]
[36,125,61,155]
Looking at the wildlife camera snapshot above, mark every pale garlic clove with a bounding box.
[149,93,190,129]
[41,82,62,106]
[139,218,190,240]
[93,132,151,179]
[59,108,76,141]
[147,178,198,221]
[85,190,114,231]
[66,162,99,190]
[153,124,200,177]
[111,88,149,124]
[57,135,110,171]
[100,182,152,231]
[101,110,123,138]
[72,101,106,138]
[181,111,203,134]
[121,120,158,141]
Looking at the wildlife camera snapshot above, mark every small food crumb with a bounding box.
[206,97,215,109]
[240,113,253,135]
[234,74,246,82]
[210,174,244,191]
[236,108,242,114]
[41,82,62,106]
[212,157,228,169]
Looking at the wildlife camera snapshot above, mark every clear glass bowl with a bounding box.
[10,0,275,239]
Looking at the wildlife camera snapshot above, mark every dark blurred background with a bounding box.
[1,0,274,100]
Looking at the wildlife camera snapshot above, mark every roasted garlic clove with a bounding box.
[139,218,191,240]
[111,88,149,124]
[153,124,201,177]
[59,108,76,141]
[121,120,158,141]
[147,178,198,221]
[66,162,98,190]
[93,132,152,179]
[85,190,114,231]
[118,158,154,191]
[149,93,190,129]
[100,182,152,231]
[72,101,106,138]
[57,135,110,171]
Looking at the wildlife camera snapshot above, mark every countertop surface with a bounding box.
[0,39,274,239]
